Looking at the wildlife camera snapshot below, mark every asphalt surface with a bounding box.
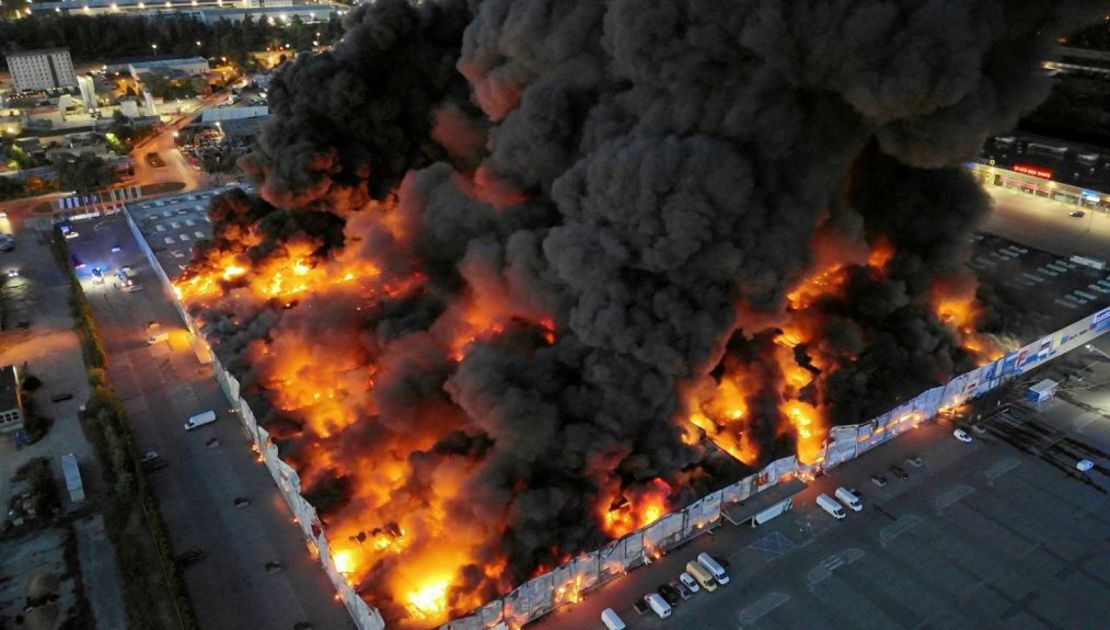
[532,337,1110,630]
[980,187,1110,261]
[63,214,355,630]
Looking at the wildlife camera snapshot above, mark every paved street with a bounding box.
[981,186,1110,260]
[0,217,126,629]
[533,337,1110,630]
[63,214,354,630]
[127,93,228,194]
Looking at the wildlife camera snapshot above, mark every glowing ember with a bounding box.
[407,579,449,621]
[333,550,355,574]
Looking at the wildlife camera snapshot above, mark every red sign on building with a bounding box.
[1012,164,1053,179]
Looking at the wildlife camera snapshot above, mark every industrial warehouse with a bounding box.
[118,186,1110,629]
[7,1,1110,629]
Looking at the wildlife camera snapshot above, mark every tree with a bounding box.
[1,0,29,20]
[54,153,116,194]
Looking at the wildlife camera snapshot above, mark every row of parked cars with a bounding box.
[601,553,730,627]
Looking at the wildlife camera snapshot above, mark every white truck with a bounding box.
[697,552,730,585]
[817,493,846,519]
[184,410,216,431]
[835,487,863,511]
[601,608,626,630]
[644,592,671,619]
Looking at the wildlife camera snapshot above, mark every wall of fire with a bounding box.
[124,201,1110,630]
[439,305,1110,630]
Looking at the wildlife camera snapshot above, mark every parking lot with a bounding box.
[61,211,355,630]
[535,338,1110,630]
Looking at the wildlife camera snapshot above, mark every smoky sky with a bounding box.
[185,0,1106,622]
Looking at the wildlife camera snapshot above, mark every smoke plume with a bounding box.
[177,0,1105,625]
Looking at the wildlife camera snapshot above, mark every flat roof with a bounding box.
[5,48,70,59]
[126,186,243,281]
[722,478,807,524]
[1029,379,1058,393]
[0,365,19,411]
[129,57,208,68]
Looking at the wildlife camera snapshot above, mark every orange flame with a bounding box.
[600,478,672,539]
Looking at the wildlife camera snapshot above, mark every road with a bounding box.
[0,90,229,229]
[127,91,229,193]
[0,217,127,629]
[980,187,1110,261]
[64,215,355,630]
[532,337,1110,630]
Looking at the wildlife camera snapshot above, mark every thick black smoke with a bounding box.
[183,0,1107,624]
[242,0,482,212]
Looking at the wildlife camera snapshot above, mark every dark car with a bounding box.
[870,474,888,487]
[888,464,910,480]
[50,393,74,403]
[658,583,681,606]
[671,579,692,600]
[72,255,85,269]
[1070,210,1085,218]
[632,599,650,616]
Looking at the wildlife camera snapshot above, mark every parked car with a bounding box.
[140,450,160,463]
[906,455,923,468]
[632,599,650,616]
[91,266,105,285]
[1070,210,1085,218]
[870,474,888,487]
[1076,459,1094,472]
[888,465,910,480]
[110,243,122,253]
[953,428,973,443]
[679,571,700,593]
[971,423,988,435]
[671,579,692,600]
[49,392,74,403]
[657,583,681,606]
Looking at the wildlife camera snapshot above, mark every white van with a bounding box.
[601,608,626,630]
[835,487,863,512]
[817,493,846,519]
[697,552,730,585]
[184,410,216,431]
[644,592,671,619]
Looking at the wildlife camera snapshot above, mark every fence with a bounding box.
[120,195,1110,630]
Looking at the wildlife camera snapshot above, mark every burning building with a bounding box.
[171,1,1104,626]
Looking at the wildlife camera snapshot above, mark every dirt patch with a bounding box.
[0,528,78,628]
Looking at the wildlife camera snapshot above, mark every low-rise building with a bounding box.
[129,57,210,81]
[0,365,25,434]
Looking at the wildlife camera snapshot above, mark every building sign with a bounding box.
[1012,163,1053,179]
